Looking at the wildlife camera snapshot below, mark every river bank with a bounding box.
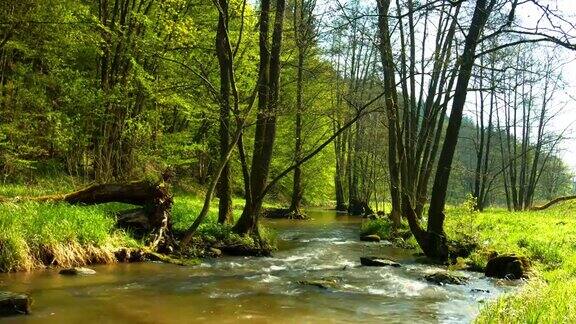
[444,201,576,322]
[355,202,576,322]
[1,179,575,322]
[1,210,514,323]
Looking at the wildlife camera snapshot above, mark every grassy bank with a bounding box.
[362,201,576,322]
[0,201,138,272]
[360,218,418,249]
[172,195,278,257]
[0,180,279,272]
[446,202,576,323]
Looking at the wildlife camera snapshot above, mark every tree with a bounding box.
[420,0,574,260]
[497,47,565,210]
[537,155,573,202]
[215,0,234,224]
[470,46,498,211]
[233,0,287,235]
[377,0,464,227]
[329,0,383,215]
[287,0,318,217]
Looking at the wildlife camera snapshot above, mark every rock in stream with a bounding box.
[424,272,468,285]
[485,254,530,279]
[360,257,401,267]
[59,267,97,276]
[298,278,340,289]
[360,234,381,242]
[0,291,31,316]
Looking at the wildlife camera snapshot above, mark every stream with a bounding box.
[0,210,515,323]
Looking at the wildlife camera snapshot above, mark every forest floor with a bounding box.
[1,178,575,322]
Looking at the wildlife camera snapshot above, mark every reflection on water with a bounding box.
[0,210,514,323]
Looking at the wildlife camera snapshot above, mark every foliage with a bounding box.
[462,193,478,212]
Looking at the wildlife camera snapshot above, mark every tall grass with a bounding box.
[360,218,394,238]
[0,202,138,272]
[172,195,278,254]
[0,176,82,197]
[171,195,245,232]
[476,278,576,323]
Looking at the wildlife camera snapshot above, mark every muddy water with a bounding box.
[0,210,514,323]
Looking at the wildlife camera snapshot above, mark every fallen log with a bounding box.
[0,172,175,252]
[16,181,164,205]
[530,195,576,211]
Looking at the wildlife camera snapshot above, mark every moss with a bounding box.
[185,222,277,257]
[144,251,201,266]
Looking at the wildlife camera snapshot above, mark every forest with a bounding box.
[1,0,576,322]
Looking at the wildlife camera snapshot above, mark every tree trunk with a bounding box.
[530,195,576,211]
[427,0,494,260]
[376,0,401,227]
[334,136,347,211]
[233,0,286,235]
[215,0,233,224]
[289,9,305,215]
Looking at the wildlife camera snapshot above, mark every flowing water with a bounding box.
[0,210,515,323]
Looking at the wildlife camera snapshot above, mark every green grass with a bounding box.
[0,201,139,272]
[0,176,81,197]
[360,218,418,248]
[442,202,576,323]
[172,194,279,256]
[189,220,277,251]
[475,278,576,323]
[171,195,247,232]
[358,201,576,322]
[0,179,280,271]
[360,218,394,238]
